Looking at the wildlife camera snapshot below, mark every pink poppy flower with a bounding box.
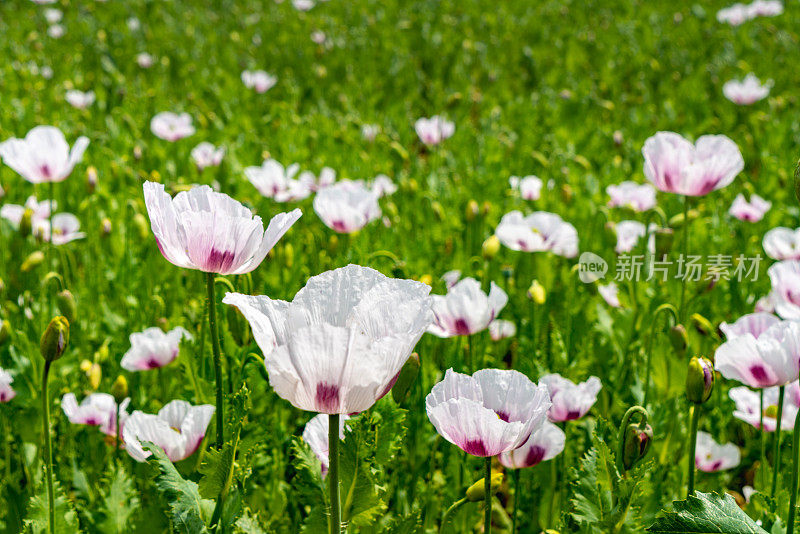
[748,0,783,17]
[715,320,800,387]
[123,400,214,462]
[606,181,657,212]
[729,193,770,222]
[764,227,800,260]
[0,195,53,228]
[313,180,381,233]
[0,368,16,403]
[150,112,195,142]
[121,326,191,371]
[143,181,301,275]
[361,124,380,142]
[370,174,397,197]
[614,220,647,253]
[642,132,744,196]
[426,368,551,457]
[695,431,740,472]
[223,265,433,414]
[441,270,461,289]
[302,413,350,478]
[190,142,225,170]
[65,90,95,110]
[136,53,155,69]
[297,167,336,193]
[723,75,771,105]
[0,126,89,183]
[495,211,579,258]
[489,319,516,341]
[768,261,800,319]
[62,393,130,437]
[720,312,780,340]
[539,374,602,422]
[509,175,543,201]
[241,70,277,93]
[498,421,565,469]
[427,278,508,338]
[729,385,798,432]
[415,116,455,146]
[717,4,750,25]
[755,292,778,313]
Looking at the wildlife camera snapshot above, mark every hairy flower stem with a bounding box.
[511,469,521,534]
[773,385,786,497]
[48,181,55,318]
[643,305,678,406]
[206,272,224,449]
[760,390,766,487]
[41,360,55,534]
[439,498,467,533]
[686,404,701,498]
[328,414,341,534]
[789,410,800,534]
[678,195,689,321]
[484,456,492,534]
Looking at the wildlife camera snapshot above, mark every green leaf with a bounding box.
[198,385,249,500]
[99,463,140,534]
[144,442,213,534]
[647,492,768,533]
[23,480,80,534]
[235,509,268,534]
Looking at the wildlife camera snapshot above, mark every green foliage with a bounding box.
[23,480,80,534]
[647,492,768,533]
[98,463,140,534]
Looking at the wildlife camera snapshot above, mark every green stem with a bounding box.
[678,195,689,321]
[328,414,341,534]
[206,272,224,449]
[687,404,701,498]
[439,498,467,534]
[760,389,766,487]
[616,406,649,473]
[484,456,492,534]
[789,409,800,534]
[773,385,786,497]
[116,402,122,464]
[643,304,678,406]
[48,181,55,318]
[511,468,520,534]
[41,360,55,534]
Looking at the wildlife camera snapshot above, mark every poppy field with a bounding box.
[2,0,800,532]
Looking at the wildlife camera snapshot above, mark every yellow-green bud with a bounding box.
[391,353,420,404]
[86,166,98,192]
[560,184,573,203]
[482,235,501,260]
[418,274,433,287]
[21,251,45,272]
[56,289,77,325]
[465,471,503,502]
[88,363,101,390]
[668,209,700,229]
[691,313,715,337]
[621,422,653,471]
[0,320,10,345]
[668,325,688,356]
[465,200,479,221]
[101,218,112,236]
[431,202,444,221]
[111,375,128,404]
[527,280,546,304]
[686,356,714,404]
[19,208,34,237]
[40,316,70,363]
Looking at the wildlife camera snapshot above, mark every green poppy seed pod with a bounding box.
[0,320,10,346]
[21,250,45,272]
[111,375,128,404]
[465,471,503,502]
[686,356,714,404]
[465,200,479,222]
[482,235,501,260]
[19,208,34,237]
[653,227,674,260]
[133,213,149,240]
[56,290,77,325]
[691,313,714,337]
[622,422,653,471]
[391,353,420,404]
[668,324,688,356]
[40,316,70,363]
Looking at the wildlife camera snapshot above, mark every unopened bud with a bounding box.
[560,184,573,203]
[40,316,70,362]
[482,235,501,260]
[691,313,714,337]
[0,320,11,345]
[111,375,128,404]
[669,209,700,229]
[327,234,339,254]
[686,356,714,404]
[613,130,623,146]
[88,363,101,390]
[133,146,143,160]
[465,200,479,222]
[101,218,112,236]
[19,208,34,237]
[481,201,491,216]
[21,251,45,272]
[527,280,546,304]
[86,166,98,192]
[622,422,653,471]
[418,274,433,286]
[668,325,688,356]
[465,471,503,502]
[391,353,420,404]
[95,341,110,363]
[80,359,93,373]
[431,202,444,221]
[56,289,77,325]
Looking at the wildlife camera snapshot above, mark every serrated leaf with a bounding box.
[235,509,268,533]
[647,492,768,533]
[99,463,140,534]
[23,480,80,534]
[144,442,213,534]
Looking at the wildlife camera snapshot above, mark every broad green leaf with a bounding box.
[647,492,768,533]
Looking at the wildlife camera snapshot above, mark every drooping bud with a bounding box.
[391,353,420,404]
[622,422,653,471]
[19,208,34,237]
[56,289,77,325]
[465,200,479,222]
[0,320,11,345]
[111,375,129,404]
[21,251,45,272]
[40,316,70,362]
[527,280,546,304]
[690,313,714,337]
[482,235,501,260]
[686,356,714,405]
[465,471,503,502]
[668,325,688,356]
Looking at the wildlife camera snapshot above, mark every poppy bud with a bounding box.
[86,166,98,192]
[691,313,714,337]
[133,146,143,160]
[465,200,479,222]
[613,130,624,146]
[668,325,688,356]
[133,213,149,240]
[111,375,128,404]
[482,235,501,260]
[465,471,503,502]
[431,202,444,221]
[88,363,101,390]
[21,251,45,272]
[560,184,573,203]
[391,353,420,404]
[653,227,674,260]
[418,274,433,286]
[80,359,93,373]
[621,422,653,471]
[668,209,700,229]
[100,218,112,236]
[95,341,110,363]
[0,320,10,345]
[40,316,70,363]
[527,280,546,304]
[0,277,5,296]
[19,208,34,238]
[56,289,77,325]
[481,201,491,216]
[686,356,714,404]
